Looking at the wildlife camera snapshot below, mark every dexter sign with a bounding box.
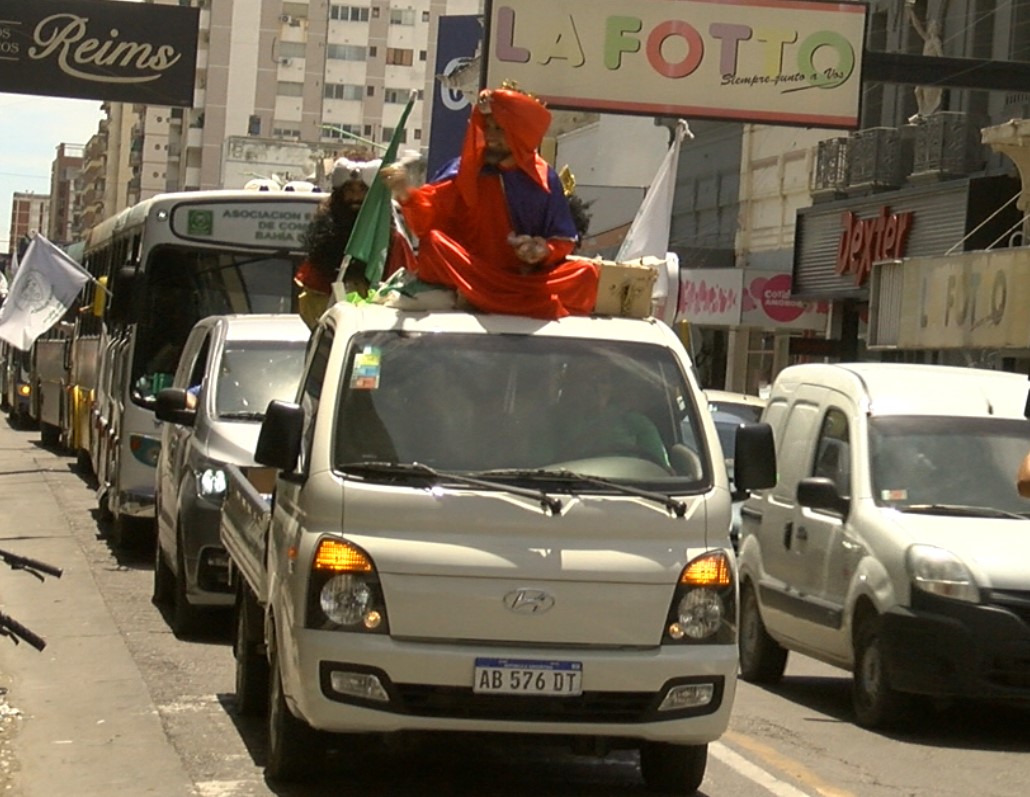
[0,0,198,106]
[484,0,867,129]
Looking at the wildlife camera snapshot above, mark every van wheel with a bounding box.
[266,638,323,782]
[739,582,787,683]
[152,538,175,606]
[852,617,909,728]
[234,584,269,717]
[639,742,707,794]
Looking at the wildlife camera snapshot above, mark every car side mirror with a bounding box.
[155,388,195,426]
[107,264,137,325]
[255,400,305,472]
[797,476,850,516]
[733,422,776,491]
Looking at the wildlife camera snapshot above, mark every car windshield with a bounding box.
[215,342,306,419]
[709,399,763,424]
[869,416,1030,515]
[332,331,711,488]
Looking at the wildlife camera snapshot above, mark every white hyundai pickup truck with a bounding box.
[219,301,775,791]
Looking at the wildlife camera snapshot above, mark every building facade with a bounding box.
[47,144,84,247]
[7,192,49,258]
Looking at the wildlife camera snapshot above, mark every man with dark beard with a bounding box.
[295,152,413,327]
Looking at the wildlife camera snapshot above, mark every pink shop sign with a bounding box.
[678,269,828,331]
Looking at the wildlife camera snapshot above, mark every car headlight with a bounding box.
[320,574,380,627]
[196,467,227,497]
[907,544,980,604]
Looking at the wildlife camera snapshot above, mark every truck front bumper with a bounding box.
[284,630,737,743]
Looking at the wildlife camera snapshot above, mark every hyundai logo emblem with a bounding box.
[503,589,555,614]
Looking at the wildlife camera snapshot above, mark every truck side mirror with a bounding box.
[797,476,850,516]
[255,400,304,472]
[155,388,195,426]
[733,422,776,491]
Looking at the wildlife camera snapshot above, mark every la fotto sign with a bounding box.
[484,0,867,129]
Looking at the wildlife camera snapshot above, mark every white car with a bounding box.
[705,391,768,551]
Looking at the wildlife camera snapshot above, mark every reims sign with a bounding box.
[0,0,198,107]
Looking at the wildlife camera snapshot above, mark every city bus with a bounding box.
[79,190,321,548]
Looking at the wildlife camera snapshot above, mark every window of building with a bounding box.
[414,128,422,140]
[366,85,375,97]
[381,127,407,143]
[322,124,362,140]
[277,81,305,97]
[273,126,302,139]
[327,44,367,61]
[383,88,407,104]
[419,50,427,61]
[422,10,430,22]
[363,124,372,136]
[390,8,415,25]
[282,2,309,19]
[329,5,370,22]
[324,83,364,101]
[385,48,413,66]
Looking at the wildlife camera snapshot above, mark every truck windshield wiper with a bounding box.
[898,503,1029,520]
[473,468,688,519]
[337,461,563,515]
[218,411,266,421]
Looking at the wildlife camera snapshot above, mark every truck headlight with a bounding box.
[307,538,389,633]
[664,551,736,644]
[907,544,980,604]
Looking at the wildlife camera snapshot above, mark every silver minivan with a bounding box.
[153,313,309,636]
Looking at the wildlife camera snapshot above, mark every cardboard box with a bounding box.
[592,258,659,318]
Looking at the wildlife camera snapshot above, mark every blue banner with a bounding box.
[426,15,482,181]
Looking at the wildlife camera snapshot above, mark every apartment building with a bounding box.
[47,144,84,247]
[7,192,49,258]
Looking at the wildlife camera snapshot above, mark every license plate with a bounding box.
[473,657,583,696]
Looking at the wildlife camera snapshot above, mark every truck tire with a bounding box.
[266,638,323,782]
[738,582,787,683]
[234,584,269,717]
[852,616,910,729]
[639,742,707,794]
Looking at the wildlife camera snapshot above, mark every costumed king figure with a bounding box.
[380,83,600,319]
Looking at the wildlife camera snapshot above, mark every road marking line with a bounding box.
[719,731,858,797]
[712,742,815,796]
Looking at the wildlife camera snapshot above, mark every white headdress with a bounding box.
[331,157,382,189]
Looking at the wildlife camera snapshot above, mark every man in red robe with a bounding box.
[381,85,599,319]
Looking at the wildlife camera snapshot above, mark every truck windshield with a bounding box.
[215,342,307,420]
[333,331,711,487]
[869,416,1030,515]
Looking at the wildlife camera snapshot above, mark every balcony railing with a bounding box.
[909,112,984,183]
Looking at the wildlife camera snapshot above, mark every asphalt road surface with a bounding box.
[1,416,1029,797]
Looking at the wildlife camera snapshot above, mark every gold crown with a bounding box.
[558,165,576,197]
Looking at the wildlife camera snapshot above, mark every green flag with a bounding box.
[343,91,418,288]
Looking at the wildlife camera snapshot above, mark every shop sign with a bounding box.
[678,268,827,331]
[484,0,867,129]
[895,250,1030,349]
[0,0,199,106]
[835,206,913,286]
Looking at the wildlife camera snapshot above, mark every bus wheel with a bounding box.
[40,423,61,447]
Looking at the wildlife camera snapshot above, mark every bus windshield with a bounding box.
[131,245,300,404]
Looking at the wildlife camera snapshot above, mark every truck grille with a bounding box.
[985,589,1030,627]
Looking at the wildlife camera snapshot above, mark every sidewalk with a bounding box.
[0,418,195,796]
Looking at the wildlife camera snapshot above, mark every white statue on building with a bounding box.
[906,0,946,122]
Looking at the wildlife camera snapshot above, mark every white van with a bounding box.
[736,362,1030,728]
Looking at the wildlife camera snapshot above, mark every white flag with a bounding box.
[0,235,91,350]
[7,245,18,279]
[617,119,692,262]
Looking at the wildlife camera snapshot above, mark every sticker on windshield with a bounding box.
[350,346,381,390]
[881,489,907,501]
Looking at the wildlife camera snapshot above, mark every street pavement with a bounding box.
[0,417,194,796]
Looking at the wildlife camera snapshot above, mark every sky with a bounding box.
[0,93,105,253]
